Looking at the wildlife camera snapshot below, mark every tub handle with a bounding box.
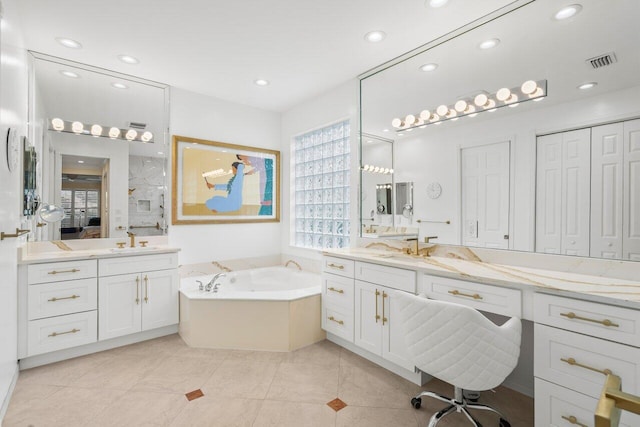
[328,316,344,325]
[135,276,140,305]
[144,275,149,303]
[328,287,344,294]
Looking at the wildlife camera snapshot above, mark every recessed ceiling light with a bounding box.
[478,38,500,50]
[578,82,597,90]
[554,4,582,20]
[382,128,389,132]
[427,0,449,8]
[254,79,269,86]
[157,151,164,155]
[60,70,80,78]
[111,82,128,89]
[364,31,386,43]
[397,133,404,136]
[77,160,85,164]
[419,63,438,72]
[56,37,82,49]
[117,54,139,64]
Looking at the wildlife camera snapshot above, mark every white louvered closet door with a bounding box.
[591,123,624,259]
[536,133,563,254]
[623,119,640,260]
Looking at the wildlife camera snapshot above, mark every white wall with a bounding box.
[0,0,27,418]
[394,85,640,251]
[168,88,282,264]
[280,80,359,259]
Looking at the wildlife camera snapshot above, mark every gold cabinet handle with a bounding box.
[328,316,344,325]
[375,289,381,323]
[382,291,388,325]
[328,287,344,294]
[561,357,613,376]
[48,268,80,275]
[144,275,149,303]
[328,263,344,270]
[561,415,588,427]
[560,311,619,328]
[448,289,483,300]
[48,328,80,337]
[48,294,80,302]
[135,276,140,305]
[1,228,30,240]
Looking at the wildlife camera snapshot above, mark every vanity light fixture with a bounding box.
[478,38,500,50]
[419,63,438,72]
[49,118,153,143]
[60,70,80,78]
[361,164,393,175]
[554,4,582,21]
[578,82,597,90]
[117,54,139,65]
[56,37,82,49]
[392,79,547,131]
[364,30,386,43]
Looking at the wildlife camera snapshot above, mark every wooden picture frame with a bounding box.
[171,135,280,224]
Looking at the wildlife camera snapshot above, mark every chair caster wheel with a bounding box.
[411,397,421,409]
[499,418,511,427]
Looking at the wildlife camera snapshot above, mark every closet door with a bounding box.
[536,134,563,254]
[623,119,640,260]
[591,123,623,259]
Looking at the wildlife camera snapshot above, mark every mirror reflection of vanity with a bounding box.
[28,52,170,241]
[360,0,640,260]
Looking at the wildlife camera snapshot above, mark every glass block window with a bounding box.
[293,119,350,249]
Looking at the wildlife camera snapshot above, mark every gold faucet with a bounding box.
[127,231,136,248]
[285,260,302,271]
[405,238,419,255]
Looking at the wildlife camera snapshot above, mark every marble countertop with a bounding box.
[323,247,640,310]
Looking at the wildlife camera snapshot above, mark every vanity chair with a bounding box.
[395,292,522,427]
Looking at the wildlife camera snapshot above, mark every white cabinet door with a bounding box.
[382,289,414,371]
[354,280,382,355]
[461,141,510,249]
[141,269,179,331]
[623,119,640,260]
[591,122,624,259]
[536,133,563,254]
[99,273,142,340]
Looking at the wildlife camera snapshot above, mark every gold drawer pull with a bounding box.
[135,276,140,305]
[560,312,619,328]
[144,275,149,303]
[48,328,80,337]
[561,357,613,376]
[48,294,80,302]
[48,268,80,275]
[328,263,344,270]
[382,291,388,325]
[375,289,381,323]
[561,415,588,427]
[448,290,483,300]
[328,316,344,325]
[328,287,344,294]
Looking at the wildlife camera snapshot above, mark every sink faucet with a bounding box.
[405,237,419,255]
[424,236,438,244]
[206,273,226,292]
[127,231,136,248]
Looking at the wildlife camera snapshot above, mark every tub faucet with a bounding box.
[285,260,302,271]
[206,273,226,292]
[196,280,204,291]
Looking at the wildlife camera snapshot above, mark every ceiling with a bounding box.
[15,0,521,113]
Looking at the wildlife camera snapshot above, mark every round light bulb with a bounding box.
[521,80,538,95]
[430,114,440,123]
[90,124,102,137]
[141,131,153,142]
[383,168,390,174]
[506,94,518,104]
[373,166,380,173]
[454,100,467,113]
[530,87,544,98]
[391,118,403,128]
[109,127,120,139]
[419,110,431,121]
[447,109,457,118]
[436,104,449,116]
[474,93,488,107]
[125,129,137,141]
[71,121,83,134]
[51,118,65,131]
[405,114,416,126]
[496,88,512,102]
[389,169,394,174]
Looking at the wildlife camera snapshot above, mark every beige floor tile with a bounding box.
[266,362,339,404]
[172,345,234,360]
[252,400,337,427]
[227,349,288,363]
[112,334,185,358]
[71,354,164,391]
[285,339,341,367]
[131,355,223,394]
[91,390,188,426]
[336,405,419,427]
[203,359,280,399]
[17,351,113,387]
[169,396,263,427]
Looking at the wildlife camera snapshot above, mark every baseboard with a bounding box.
[19,325,178,370]
[0,364,19,425]
[502,377,534,398]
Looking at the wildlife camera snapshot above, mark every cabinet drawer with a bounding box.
[534,293,640,347]
[534,324,640,399]
[99,252,178,276]
[322,304,353,342]
[355,261,415,293]
[27,259,97,285]
[28,278,97,320]
[27,310,97,356]
[322,273,354,310]
[534,378,640,427]
[322,256,354,278]
[420,274,521,318]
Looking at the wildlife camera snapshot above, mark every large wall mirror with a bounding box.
[360,0,640,260]
[28,52,170,241]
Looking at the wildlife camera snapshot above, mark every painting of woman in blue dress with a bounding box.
[205,161,250,212]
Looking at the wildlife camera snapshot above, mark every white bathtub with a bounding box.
[179,266,325,351]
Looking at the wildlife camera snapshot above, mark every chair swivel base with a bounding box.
[410,387,511,427]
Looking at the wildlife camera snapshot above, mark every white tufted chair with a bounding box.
[395,292,522,427]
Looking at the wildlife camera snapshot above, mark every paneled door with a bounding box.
[536,133,563,253]
[623,119,640,260]
[461,141,510,249]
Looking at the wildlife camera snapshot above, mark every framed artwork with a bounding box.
[172,135,280,224]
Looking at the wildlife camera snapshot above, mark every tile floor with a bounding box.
[4,335,534,426]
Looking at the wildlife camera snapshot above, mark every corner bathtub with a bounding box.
[179,266,325,351]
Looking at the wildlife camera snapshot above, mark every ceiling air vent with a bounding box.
[127,121,147,130]
[586,52,617,69]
